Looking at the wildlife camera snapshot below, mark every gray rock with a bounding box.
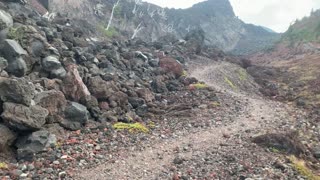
[30,40,45,57]
[0,57,8,71]
[0,124,17,152]
[51,67,67,79]
[2,39,27,58]
[6,57,27,77]
[128,97,145,109]
[42,56,62,72]
[1,102,48,131]
[312,146,320,159]
[16,130,56,161]
[0,77,35,106]
[0,10,13,30]
[60,102,89,130]
[151,77,168,93]
[149,58,159,67]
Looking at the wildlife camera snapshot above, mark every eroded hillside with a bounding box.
[26,0,279,55]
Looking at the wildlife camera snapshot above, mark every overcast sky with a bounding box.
[143,0,320,32]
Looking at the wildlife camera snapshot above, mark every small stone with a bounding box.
[173,156,185,165]
[95,145,101,151]
[61,155,68,159]
[20,164,27,171]
[80,159,86,164]
[11,169,23,176]
[46,168,54,173]
[20,173,28,178]
[59,171,67,178]
[27,164,35,171]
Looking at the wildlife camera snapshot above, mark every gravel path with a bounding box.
[75,62,303,179]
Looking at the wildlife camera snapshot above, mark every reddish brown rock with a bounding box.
[40,78,63,91]
[159,57,183,77]
[62,64,90,101]
[99,101,109,111]
[108,91,128,109]
[87,76,118,101]
[1,102,49,131]
[136,88,155,102]
[34,90,67,123]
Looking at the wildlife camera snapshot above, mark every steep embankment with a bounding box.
[31,0,279,54]
[248,9,320,110]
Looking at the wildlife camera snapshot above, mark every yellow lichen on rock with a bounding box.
[0,162,8,169]
[113,122,149,133]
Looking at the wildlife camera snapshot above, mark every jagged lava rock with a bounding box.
[34,90,67,123]
[0,77,35,106]
[2,39,28,77]
[0,124,17,152]
[159,57,183,77]
[15,130,56,161]
[62,64,90,101]
[60,102,89,130]
[87,76,119,101]
[1,102,49,131]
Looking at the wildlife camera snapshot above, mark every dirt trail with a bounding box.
[76,63,300,180]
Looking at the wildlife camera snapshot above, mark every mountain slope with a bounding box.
[33,0,279,54]
[249,9,320,109]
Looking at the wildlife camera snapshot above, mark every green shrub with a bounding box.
[97,25,118,38]
[7,26,26,42]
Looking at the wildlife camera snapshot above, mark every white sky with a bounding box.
[143,0,320,32]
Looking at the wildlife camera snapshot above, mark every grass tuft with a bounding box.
[289,156,320,180]
[224,77,237,89]
[189,83,208,89]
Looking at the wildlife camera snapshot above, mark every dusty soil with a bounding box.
[75,62,308,180]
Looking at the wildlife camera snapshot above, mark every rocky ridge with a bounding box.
[29,0,279,55]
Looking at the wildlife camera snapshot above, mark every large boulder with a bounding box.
[2,39,28,58]
[159,57,183,77]
[0,77,35,106]
[0,124,17,152]
[2,39,28,77]
[41,56,66,79]
[60,102,89,130]
[87,76,119,101]
[62,64,90,101]
[1,102,49,131]
[34,90,67,123]
[6,57,27,77]
[15,130,56,161]
[41,56,62,71]
[0,10,13,31]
